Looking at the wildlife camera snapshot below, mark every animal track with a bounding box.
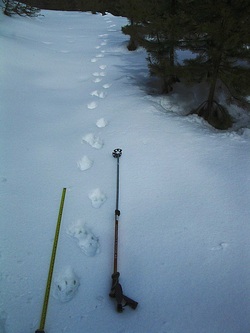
[87,101,98,109]
[88,188,107,208]
[211,242,229,251]
[82,133,103,149]
[92,72,105,77]
[103,83,112,89]
[53,267,80,302]
[77,155,93,171]
[93,77,102,83]
[91,90,107,99]
[67,221,100,256]
[99,65,107,70]
[96,118,108,128]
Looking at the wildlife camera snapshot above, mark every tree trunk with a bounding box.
[193,53,233,129]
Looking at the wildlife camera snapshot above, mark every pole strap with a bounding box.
[36,187,67,333]
[109,272,138,312]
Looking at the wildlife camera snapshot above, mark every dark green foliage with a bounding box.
[120,0,250,129]
[181,0,250,128]
[3,0,40,16]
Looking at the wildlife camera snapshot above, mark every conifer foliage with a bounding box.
[2,0,40,17]
[120,0,250,129]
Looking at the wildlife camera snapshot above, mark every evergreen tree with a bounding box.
[2,0,40,16]
[122,0,186,92]
[181,0,250,129]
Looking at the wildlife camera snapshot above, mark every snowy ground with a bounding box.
[1,6,250,333]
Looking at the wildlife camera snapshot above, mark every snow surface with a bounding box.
[1,6,250,333]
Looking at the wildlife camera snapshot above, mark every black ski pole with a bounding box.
[109,148,138,313]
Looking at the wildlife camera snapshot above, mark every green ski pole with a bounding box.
[35,187,67,333]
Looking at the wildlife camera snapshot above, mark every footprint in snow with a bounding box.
[93,72,106,77]
[103,83,112,89]
[99,64,107,70]
[53,267,80,302]
[82,133,103,149]
[87,101,98,109]
[91,58,97,63]
[211,242,229,251]
[91,90,107,98]
[93,77,102,83]
[88,188,107,208]
[96,118,108,128]
[96,54,104,58]
[77,155,93,171]
[67,221,100,256]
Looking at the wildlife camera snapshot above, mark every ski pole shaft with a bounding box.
[36,187,67,333]
[115,153,120,212]
[113,215,119,274]
[110,149,138,312]
[112,149,122,274]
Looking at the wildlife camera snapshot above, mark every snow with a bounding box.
[0,5,250,333]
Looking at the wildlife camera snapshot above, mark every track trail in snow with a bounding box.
[56,14,118,303]
[74,16,117,258]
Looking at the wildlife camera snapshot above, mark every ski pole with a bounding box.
[35,187,67,333]
[109,149,138,313]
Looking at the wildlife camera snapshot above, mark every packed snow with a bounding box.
[0,4,250,333]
